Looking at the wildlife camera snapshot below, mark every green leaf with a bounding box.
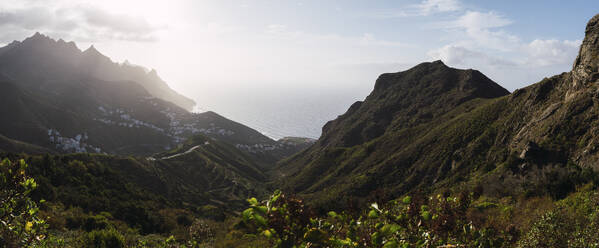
[165,235,175,244]
[394,214,405,222]
[371,231,382,246]
[368,209,379,219]
[380,224,401,236]
[247,197,259,205]
[402,196,412,204]
[304,228,327,243]
[262,229,273,238]
[383,240,399,248]
[270,190,281,203]
[19,159,27,170]
[242,208,254,222]
[421,210,431,221]
[254,213,268,226]
[253,205,268,214]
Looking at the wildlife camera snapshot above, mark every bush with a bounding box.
[516,209,574,248]
[0,159,47,247]
[518,187,599,248]
[83,228,125,248]
[188,219,215,247]
[83,214,110,232]
[197,205,225,221]
[241,190,507,247]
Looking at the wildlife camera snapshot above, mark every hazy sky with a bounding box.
[1,0,598,138]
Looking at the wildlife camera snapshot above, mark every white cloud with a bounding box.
[524,39,581,67]
[417,0,461,16]
[360,33,405,47]
[428,44,515,67]
[436,11,518,52]
[266,24,290,34]
[361,0,461,18]
[0,3,162,42]
[430,11,580,70]
[426,10,583,90]
[264,25,407,48]
[449,11,512,30]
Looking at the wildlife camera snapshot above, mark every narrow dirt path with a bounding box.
[146,142,209,161]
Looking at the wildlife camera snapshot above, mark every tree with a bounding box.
[0,158,47,247]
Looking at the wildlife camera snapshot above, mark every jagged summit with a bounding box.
[0,33,196,111]
[22,32,52,44]
[82,44,103,57]
[84,44,97,52]
[7,40,20,46]
[31,31,45,39]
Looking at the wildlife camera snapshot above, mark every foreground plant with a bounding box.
[0,158,47,247]
[241,190,512,248]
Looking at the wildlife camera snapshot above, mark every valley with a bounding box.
[1,11,599,248]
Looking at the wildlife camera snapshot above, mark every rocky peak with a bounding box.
[31,32,46,40]
[81,44,112,65]
[21,32,53,46]
[0,40,21,56]
[572,14,599,85]
[83,45,100,55]
[7,40,21,46]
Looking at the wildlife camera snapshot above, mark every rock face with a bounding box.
[573,14,599,87]
[277,14,599,209]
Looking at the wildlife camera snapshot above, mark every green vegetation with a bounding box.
[0,149,266,247]
[0,159,47,247]
[3,15,599,247]
[2,157,598,248]
[239,186,599,247]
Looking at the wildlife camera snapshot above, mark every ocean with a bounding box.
[191,86,369,140]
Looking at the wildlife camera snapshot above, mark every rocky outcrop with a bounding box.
[572,14,599,87]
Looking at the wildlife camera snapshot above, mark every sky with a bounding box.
[0,0,598,139]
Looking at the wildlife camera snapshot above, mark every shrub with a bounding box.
[188,219,215,247]
[197,205,225,221]
[241,190,508,247]
[83,228,125,248]
[518,187,599,248]
[0,158,47,247]
[83,214,110,232]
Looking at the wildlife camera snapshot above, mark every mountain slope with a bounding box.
[0,133,51,154]
[4,134,271,234]
[319,60,509,148]
[277,61,510,189]
[147,135,269,208]
[0,32,195,111]
[0,33,309,160]
[279,14,599,209]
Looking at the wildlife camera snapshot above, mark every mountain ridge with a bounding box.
[0,32,196,111]
[277,14,599,210]
[0,34,312,162]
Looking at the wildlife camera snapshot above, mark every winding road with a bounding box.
[146,141,209,161]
